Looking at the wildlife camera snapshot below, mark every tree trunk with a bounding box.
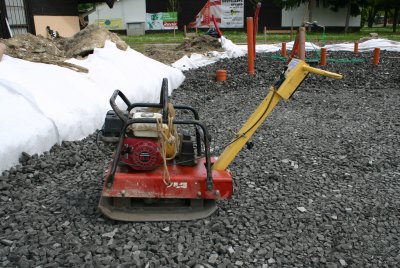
[367,7,377,28]
[308,0,315,32]
[345,0,351,33]
[383,8,388,27]
[393,7,399,33]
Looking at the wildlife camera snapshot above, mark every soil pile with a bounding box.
[141,35,223,65]
[0,25,128,72]
[176,35,221,52]
[55,24,128,58]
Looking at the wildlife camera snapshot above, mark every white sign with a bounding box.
[189,0,244,29]
[146,12,178,30]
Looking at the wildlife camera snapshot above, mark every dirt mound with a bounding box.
[175,35,222,52]
[1,34,64,60]
[0,25,128,72]
[138,35,223,65]
[55,24,128,58]
[142,46,187,65]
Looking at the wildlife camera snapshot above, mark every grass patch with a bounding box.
[121,26,400,48]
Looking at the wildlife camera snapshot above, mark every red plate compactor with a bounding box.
[98,59,342,221]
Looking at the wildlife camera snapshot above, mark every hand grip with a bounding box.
[303,65,343,80]
[109,90,132,123]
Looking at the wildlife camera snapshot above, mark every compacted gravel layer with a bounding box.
[1,51,400,268]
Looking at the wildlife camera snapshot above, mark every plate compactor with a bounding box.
[98,59,342,221]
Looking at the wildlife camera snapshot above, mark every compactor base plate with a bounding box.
[99,197,217,221]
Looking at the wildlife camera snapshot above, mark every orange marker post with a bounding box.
[216,70,227,82]
[320,48,327,66]
[247,17,255,76]
[354,41,359,56]
[282,42,287,57]
[372,48,380,65]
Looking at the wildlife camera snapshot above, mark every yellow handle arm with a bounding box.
[303,65,343,80]
[212,60,342,171]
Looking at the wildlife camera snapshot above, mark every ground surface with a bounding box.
[1,50,400,268]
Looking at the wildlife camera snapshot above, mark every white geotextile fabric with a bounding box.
[0,41,185,172]
[172,38,400,71]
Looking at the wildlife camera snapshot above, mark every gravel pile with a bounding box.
[1,51,400,267]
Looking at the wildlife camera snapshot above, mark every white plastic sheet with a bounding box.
[0,41,185,172]
[172,38,400,71]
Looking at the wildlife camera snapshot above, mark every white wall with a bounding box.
[88,0,146,29]
[282,3,361,28]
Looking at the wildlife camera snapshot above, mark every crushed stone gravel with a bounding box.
[1,50,400,267]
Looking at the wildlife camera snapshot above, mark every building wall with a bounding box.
[34,15,80,37]
[282,3,361,28]
[29,0,78,16]
[88,0,146,29]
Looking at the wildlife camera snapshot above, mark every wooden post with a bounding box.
[263,26,267,44]
[290,18,294,41]
[320,48,327,66]
[247,17,255,76]
[372,48,380,65]
[0,43,5,61]
[282,42,287,57]
[298,27,306,61]
[354,41,359,56]
[253,2,261,59]
[184,25,187,38]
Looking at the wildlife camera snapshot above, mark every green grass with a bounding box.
[121,26,400,48]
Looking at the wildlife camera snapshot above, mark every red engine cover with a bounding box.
[119,137,162,170]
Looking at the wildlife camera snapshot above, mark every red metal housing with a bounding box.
[102,158,233,200]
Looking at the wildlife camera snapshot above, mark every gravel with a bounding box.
[1,50,400,267]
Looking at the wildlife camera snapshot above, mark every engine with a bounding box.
[102,110,195,171]
[119,137,162,171]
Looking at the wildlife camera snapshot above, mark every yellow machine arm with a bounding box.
[212,59,342,171]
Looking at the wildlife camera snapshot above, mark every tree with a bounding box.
[78,3,94,13]
[367,0,400,31]
[387,0,400,32]
[393,6,399,32]
[168,0,181,13]
[328,0,365,32]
